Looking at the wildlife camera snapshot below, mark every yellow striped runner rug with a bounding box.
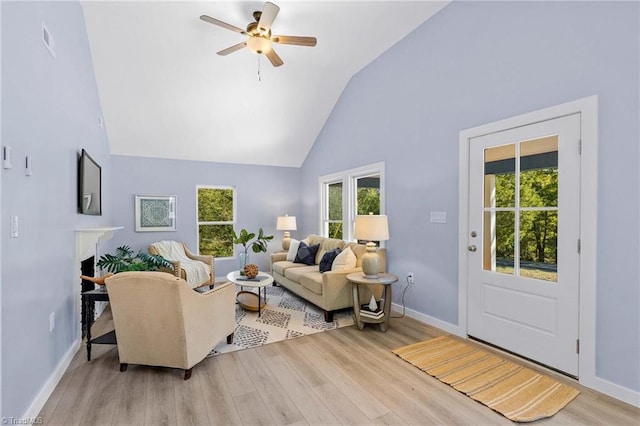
[393,336,580,422]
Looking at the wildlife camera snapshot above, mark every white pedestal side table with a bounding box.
[226,270,274,317]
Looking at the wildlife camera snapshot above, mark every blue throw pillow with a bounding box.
[294,242,320,265]
[319,248,341,273]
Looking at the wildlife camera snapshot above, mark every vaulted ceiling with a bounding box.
[82,1,448,167]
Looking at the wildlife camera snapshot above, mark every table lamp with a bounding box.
[276,215,297,251]
[354,214,389,278]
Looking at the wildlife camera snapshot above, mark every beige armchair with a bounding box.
[149,241,214,288]
[104,271,235,379]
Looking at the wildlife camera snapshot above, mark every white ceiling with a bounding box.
[82,1,448,167]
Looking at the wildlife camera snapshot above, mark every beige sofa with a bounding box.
[270,234,386,322]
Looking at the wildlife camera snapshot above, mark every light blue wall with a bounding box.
[301,1,639,391]
[109,156,301,276]
[1,1,111,417]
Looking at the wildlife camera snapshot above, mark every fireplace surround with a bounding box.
[75,227,122,339]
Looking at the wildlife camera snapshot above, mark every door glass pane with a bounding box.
[519,211,558,282]
[484,144,515,207]
[520,136,559,208]
[483,211,515,275]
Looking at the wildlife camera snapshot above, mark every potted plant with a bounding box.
[96,245,174,273]
[233,228,274,273]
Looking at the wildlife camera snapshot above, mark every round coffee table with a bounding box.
[226,270,274,317]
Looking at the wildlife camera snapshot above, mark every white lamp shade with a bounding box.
[276,215,297,231]
[354,215,389,241]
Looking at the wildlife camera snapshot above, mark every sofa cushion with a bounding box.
[316,238,346,264]
[272,260,306,276]
[332,246,357,271]
[286,239,300,261]
[319,248,341,273]
[294,242,320,265]
[284,265,319,282]
[299,272,323,295]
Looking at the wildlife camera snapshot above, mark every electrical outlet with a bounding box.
[407,273,414,284]
[49,312,55,332]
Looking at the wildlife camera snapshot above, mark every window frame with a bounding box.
[196,185,237,259]
[319,162,386,243]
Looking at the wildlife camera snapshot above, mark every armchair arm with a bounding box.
[182,243,214,284]
[182,281,236,366]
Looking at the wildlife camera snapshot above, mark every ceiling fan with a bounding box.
[200,2,317,67]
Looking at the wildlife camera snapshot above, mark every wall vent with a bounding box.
[42,22,56,59]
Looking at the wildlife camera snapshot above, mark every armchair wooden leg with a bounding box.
[226,333,234,344]
[120,363,128,372]
[184,368,193,380]
[324,310,334,322]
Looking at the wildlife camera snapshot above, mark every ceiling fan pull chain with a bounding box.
[257,56,262,82]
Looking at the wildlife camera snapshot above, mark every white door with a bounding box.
[467,114,581,376]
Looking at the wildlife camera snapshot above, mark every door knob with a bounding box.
[468,245,477,252]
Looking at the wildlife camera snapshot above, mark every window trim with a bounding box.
[319,162,386,242]
[196,185,237,259]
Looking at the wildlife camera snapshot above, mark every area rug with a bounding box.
[392,335,580,422]
[209,284,354,356]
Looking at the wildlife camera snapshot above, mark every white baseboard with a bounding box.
[581,375,640,408]
[23,338,80,420]
[391,303,464,337]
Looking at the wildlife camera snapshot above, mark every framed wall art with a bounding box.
[135,195,177,232]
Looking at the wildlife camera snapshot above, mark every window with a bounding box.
[319,162,385,241]
[197,186,235,257]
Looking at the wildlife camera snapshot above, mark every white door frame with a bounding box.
[458,96,636,406]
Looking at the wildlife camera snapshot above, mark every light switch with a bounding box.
[10,216,19,238]
[430,211,447,224]
[3,146,12,169]
[25,156,33,176]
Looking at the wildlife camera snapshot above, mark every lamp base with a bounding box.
[282,231,291,251]
[361,242,379,279]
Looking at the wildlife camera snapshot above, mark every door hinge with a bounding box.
[577,239,581,254]
[576,339,580,354]
[578,139,582,155]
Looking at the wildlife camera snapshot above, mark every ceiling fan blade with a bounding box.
[272,35,317,47]
[258,2,280,33]
[200,15,246,34]
[217,42,247,56]
[265,48,284,67]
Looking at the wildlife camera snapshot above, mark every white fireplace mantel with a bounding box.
[76,227,123,261]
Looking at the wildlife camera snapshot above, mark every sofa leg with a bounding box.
[119,363,128,372]
[226,333,234,344]
[324,310,334,322]
[184,368,193,380]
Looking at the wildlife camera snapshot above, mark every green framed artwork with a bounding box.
[135,194,177,232]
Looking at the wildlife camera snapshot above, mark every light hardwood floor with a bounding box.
[38,309,639,425]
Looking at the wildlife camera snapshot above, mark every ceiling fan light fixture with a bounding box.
[247,36,272,55]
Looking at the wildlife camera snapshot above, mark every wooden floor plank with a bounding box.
[257,351,339,425]
[236,347,307,425]
[217,351,256,397]
[198,356,243,425]
[143,366,178,426]
[232,391,277,425]
[173,367,210,426]
[37,313,639,426]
